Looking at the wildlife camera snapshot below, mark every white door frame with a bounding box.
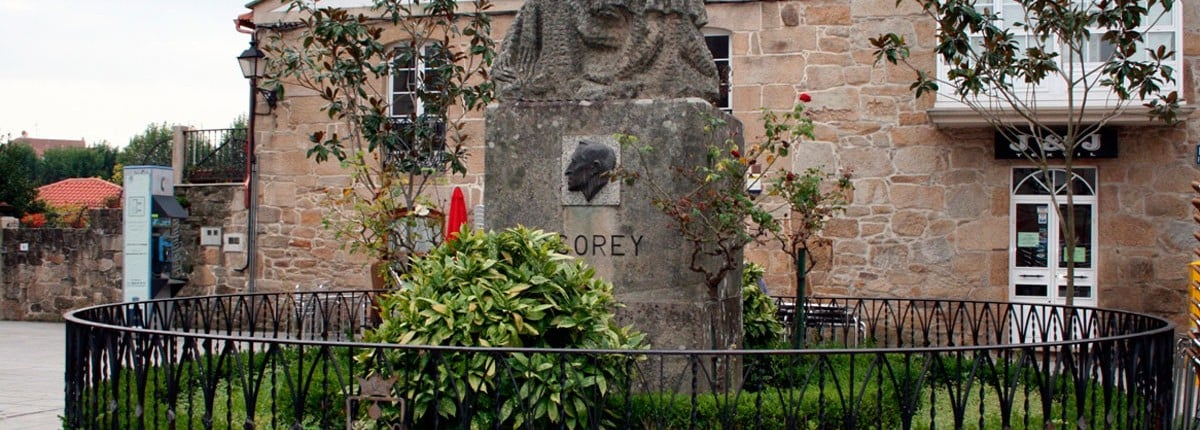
[1008,167,1099,343]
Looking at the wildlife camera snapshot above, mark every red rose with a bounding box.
[799,93,812,103]
[730,149,741,158]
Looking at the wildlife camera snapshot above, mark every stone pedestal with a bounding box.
[485,98,743,354]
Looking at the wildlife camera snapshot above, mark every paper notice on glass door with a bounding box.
[1017,232,1039,247]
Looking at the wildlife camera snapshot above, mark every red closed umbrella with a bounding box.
[445,187,468,242]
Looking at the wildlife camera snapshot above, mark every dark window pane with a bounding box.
[704,34,731,111]
[392,95,415,116]
[705,35,729,59]
[1014,203,1049,268]
[716,61,730,108]
[1015,284,1047,296]
[1058,204,1092,268]
[1057,285,1091,298]
[1070,169,1096,196]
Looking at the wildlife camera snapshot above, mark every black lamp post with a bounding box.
[236,38,265,293]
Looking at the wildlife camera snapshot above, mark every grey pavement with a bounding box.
[0,321,65,429]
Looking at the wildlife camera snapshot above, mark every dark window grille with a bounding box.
[381,117,447,173]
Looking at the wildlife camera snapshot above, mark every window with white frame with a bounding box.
[937,0,1181,109]
[386,43,448,172]
[704,31,732,112]
[390,43,447,118]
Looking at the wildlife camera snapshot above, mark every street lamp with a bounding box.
[237,40,277,111]
[237,38,267,293]
[238,40,265,79]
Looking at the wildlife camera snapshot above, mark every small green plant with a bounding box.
[741,262,785,350]
[362,227,647,429]
[621,353,920,429]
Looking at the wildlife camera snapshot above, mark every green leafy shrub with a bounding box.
[740,261,791,391]
[362,227,648,429]
[621,353,919,429]
[741,262,785,350]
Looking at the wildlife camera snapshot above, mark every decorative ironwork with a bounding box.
[183,128,248,184]
[380,117,447,174]
[65,292,1177,429]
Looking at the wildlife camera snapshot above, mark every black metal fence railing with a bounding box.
[183,128,247,184]
[65,293,1176,429]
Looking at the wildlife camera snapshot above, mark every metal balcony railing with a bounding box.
[182,128,247,184]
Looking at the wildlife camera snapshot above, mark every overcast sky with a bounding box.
[0,0,253,147]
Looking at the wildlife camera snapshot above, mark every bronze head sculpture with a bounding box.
[565,141,617,202]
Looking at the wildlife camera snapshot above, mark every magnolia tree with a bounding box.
[872,0,1182,306]
[265,0,495,277]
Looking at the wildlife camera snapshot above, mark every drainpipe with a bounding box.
[244,45,259,294]
[243,107,258,294]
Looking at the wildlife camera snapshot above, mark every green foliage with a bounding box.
[0,142,46,216]
[741,262,784,350]
[622,353,920,429]
[80,347,358,429]
[118,122,175,166]
[266,0,496,267]
[38,145,118,183]
[740,261,790,392]
[363,227,647,429]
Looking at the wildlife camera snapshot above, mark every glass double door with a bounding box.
[1009,168,1098,308]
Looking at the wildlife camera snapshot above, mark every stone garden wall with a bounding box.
[0,209,123,321]
[0,187,253,321]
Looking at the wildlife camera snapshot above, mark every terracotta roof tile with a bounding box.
[37,178,122,208]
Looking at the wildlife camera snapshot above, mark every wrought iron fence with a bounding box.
[65,292,1176,429]
[183,128,247,184]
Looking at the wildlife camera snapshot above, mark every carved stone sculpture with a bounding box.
[493,0,719,102]
[564,141,617,202]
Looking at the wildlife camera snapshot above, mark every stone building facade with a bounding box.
[229,0,1200,327]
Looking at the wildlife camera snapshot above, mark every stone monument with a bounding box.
[485,0,743,363]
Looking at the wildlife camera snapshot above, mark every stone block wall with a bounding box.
[0,209,124,321]
[705,1,1200,329]
[242,0,1200,329]
[176,185,252,296]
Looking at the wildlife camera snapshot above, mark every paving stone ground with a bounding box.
[0,321,65,429]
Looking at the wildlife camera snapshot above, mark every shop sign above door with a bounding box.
[994,128,1117,159]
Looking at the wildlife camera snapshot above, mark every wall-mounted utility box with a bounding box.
[223,233,245,253]
[200,227,223,246]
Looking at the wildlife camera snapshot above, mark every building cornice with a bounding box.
[927,104,1195,128]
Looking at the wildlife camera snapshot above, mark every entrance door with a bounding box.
[1009,168,1098,341]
